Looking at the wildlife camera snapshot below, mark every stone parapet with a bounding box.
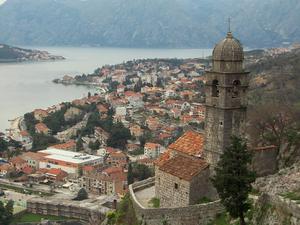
[130,178,224,225]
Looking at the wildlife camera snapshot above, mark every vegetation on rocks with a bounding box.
[73,188,88,201]
[127,163,154,184]
[148,197,160,208]
[0,200,14,225]
[106,194,140,225]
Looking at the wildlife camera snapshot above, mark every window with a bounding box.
[174,183,178,189]
[212,80,219,97]
[232,80,241,98]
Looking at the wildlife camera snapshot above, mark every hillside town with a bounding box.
[1,43,300,225]
[0,58,208,203]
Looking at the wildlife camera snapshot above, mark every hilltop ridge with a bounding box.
[0,0,300,48]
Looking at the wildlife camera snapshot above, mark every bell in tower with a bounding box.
[203,31,249,169]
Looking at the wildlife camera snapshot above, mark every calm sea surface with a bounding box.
[0,47,212,131]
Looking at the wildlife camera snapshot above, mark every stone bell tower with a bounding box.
[203,31,249,169]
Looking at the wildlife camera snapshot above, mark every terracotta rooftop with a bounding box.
[47,168,67,176]
[154,149,172,167]
[10,156,27,165]
[50,140,76,150]
[103,166,123,175]
[109,151,127,158]
[22,166,34,175]
[21,152,48,161]
[168,130,204,157]
[144,142,161,150]
[20,130,30,137]
[159,155,208,181]
[35,122,49,132]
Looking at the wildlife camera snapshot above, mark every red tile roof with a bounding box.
[10,156,27,165]
[50,140,76,150]
[20,130,30,137]
[37,168,49,174]
[97,104,109,113]
[22,166,34,175]
[144,142,161,150]
[109,151,127,158]
[21,152,48,161]
[103,167,123,175]
[35,122,49,132]
[168,130,204,157]
[155,130,204,167]
[158,133,172,139]
[154,149,172,167]
[47,168,67,176]
[159,155,208,181]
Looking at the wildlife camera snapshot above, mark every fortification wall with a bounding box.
[130,178,224,225]
[27,198,108,222]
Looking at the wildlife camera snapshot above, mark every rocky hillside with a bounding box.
[0,0,299,48]
[246,46,300,104]
[0,44,64,62]
[244,46,300,168]
[251,162,300,225]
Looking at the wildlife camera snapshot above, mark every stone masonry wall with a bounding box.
[156,169,190,207]
[27,199,107,222]
[189,168,216,204]
[131,178,224,225]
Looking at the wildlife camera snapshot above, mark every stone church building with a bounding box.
[155,31,252,208]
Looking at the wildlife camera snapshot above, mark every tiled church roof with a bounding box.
[159,155,208,181]
[168,130,204,156]
[155,130,204,167]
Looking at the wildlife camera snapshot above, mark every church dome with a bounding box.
[212,32,244,62]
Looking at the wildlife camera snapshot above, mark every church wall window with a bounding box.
[212,80,219,97]
[232,80,241,98]
[174,183,178,189]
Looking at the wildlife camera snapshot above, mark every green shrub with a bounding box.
[149,198,160,208]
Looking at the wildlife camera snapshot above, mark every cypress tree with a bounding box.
[211,136,256,225]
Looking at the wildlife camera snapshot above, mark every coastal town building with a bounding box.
[106,148,127,168]
[10,156,28,172]
[38,148,103,175]
[45,168,68,182]
[33,109,49,121]
[144,142,163,159]
[0,163,12,177]
[79,166,127,196]
[20,152,46,169]
[35,122,51,135]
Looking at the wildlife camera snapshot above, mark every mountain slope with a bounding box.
[0,0,299,48]
[0,44,64,62]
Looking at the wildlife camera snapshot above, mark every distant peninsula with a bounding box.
[0,44,65,63]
